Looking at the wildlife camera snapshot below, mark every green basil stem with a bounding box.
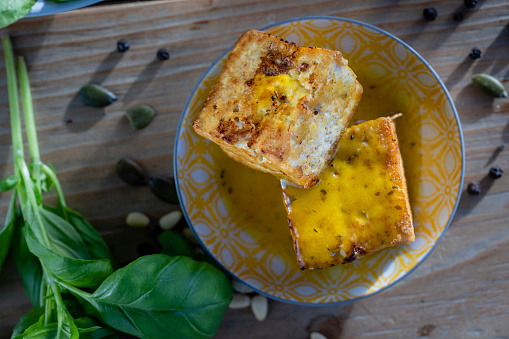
[16,156,51,248]
[18,56,42,194]
[44,283,52,326]
[2,37,24,163]
[56,279,88,299]
[48,279,66,338]
[42,164,67,209]
[3,37,66,333]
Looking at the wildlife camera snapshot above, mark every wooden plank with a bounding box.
[0,0,508,337]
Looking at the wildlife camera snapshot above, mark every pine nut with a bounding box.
[126,212,150,227]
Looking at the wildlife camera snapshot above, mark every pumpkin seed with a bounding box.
[310,333,328,339]
[116,158,147,186]
[149,176,179,204]
[231,279,253,294]
[229,294,251,309]
[126,212,150,227]
[78,83,117,107]
[251,295,268,321]
[159,210,182,230]
[126,105,155,130]
[472,73,508,98]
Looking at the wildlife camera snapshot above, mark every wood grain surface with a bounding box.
[1,0,509,338]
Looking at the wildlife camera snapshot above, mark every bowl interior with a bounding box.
[175,17,463,304]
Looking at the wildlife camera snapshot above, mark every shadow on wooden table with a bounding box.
[452,174,495,222]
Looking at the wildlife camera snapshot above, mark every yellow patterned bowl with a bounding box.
[174,17,464,304]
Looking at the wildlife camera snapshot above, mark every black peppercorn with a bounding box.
[469,47,482,60]
[464,0,477,8]
[423,7,438,21]
[453,12,464,22]
[157,48,170,61]
[117,39,130,53]
[467,181,481,195]
[499,143,505,151]
[489,165,503,179]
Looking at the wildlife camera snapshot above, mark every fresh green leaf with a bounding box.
[13,323,58,339]
[74,317,118,338]
[0,175,19,192]
[38,207,93,260]
[24,226,113,288]
[35,164,55,193]
[0,193,17,273]
[45,205,115,265]
[158,231,196,258]
[60,309,80,339]
[0,0,37,29]
[12,219,43,307]
[11,313,45,339]
[12,311,78,339]
[74,254,232,339]
[11,307,45,337]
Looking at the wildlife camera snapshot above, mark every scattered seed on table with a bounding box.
[116,158,148,186]
[469,47,482,60]
[472,73,508,98]
[464,0,477,8]
[251,295,268,321]
[499,143,505,151]
[126,104,155,130]
[423,7,437,21]
[232,279,254,294]
[159,210,183,230]
[117,39,130,52]
[489,165,503,179]
[229,294,251,309]
[453,12,464,22]
[467,182,481,195]
[78,83,117,107]
[310,333,328,339]
[126,212,150,227]
[157,48,170,61]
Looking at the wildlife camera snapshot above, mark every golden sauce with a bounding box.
[282,118,413,269]
[212,149,292,249]
[214,64,421,262]
[253,73,306,120]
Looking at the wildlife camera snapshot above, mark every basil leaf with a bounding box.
[45,205,115,265]
[38,166,55,193]
[39,207,92,259]
[0,0,37,29]
[11,307,44,337]
[74,317,118,339]
[82,254,232,339]
[24,226,113,288]
[0,175,19,192]
[11,313,45,339]
[0,194,16,273]
[158,231,196,258]
[13,310,79,339]
[12,220,43,307]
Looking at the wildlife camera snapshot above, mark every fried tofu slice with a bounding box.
[281,117,414,269]
[193,29,363,188]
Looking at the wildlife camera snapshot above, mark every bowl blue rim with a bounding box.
[173,16,465,306]
[26,0,103,17]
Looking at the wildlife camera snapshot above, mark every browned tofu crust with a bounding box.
[193,29,363,188]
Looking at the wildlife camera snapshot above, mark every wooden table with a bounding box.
[1,0,508,338]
